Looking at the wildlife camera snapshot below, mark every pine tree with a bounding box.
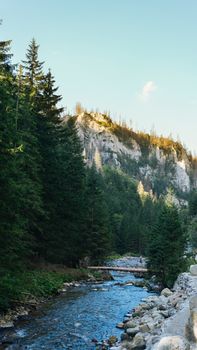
[16,66,44,249]
[44,117,86,266]
[41,69,63,122]
[22,38,44,94]
[21,40,47,253]
[147,204,187,288]
[189,190,197,216]
[0,40,13,72]
[83,165,110,264]
[38,69,64,254]
[0,40,29,267]
[103,167,142,254]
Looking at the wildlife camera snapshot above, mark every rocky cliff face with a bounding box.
[73,112,196,202]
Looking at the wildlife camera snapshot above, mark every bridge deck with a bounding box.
[87,266,148,273]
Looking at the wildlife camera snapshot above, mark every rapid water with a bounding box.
[1,258,151,349]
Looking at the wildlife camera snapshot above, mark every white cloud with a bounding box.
[139,81,157,101]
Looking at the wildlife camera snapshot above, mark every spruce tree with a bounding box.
[44,117,86,266]
[22,38,44,94]
[0,40,13,72]
[147,204,187,287]
[38,69,64,254]
[103,167,142,254]
[0,40,29,267]
[83,165,110,264]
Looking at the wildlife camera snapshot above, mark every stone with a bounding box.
[158,304,167,311]
[139,324,150,333]
[161,288,173,297]
[186,306,197,342]
[189,295,197,310]
[126,327,140,336]
[159,310,169,318]
[130,333,146,349]
[0,321,14,328]
[132,281,145,288]
[116,322,124,329]
[108,335,118,345]
[124,321,136,329]
[121,333,130,341]
[189,264,197,276]
[153,336,190,350]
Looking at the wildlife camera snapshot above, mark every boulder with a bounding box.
[185,295,197,341]
[139,324,150,333]
[159,310,169,318]
[126,327,140,336]
[130,333,146,349]
[189,264,197,276]
[0,321,14,328]
[116,322,124,329]
[121,333,130,341]
[189,295,197,310]
[161,288,173,297]
[124,321,136,329]
[186,306,197,342]
[153,336,190,350]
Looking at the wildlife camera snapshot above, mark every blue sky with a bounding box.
[1,0,197,152]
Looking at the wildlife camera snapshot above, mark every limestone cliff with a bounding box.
[69,112,197,202]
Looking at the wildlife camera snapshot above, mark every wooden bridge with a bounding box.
[87,266,148,273]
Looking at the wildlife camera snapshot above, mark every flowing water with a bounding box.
[1,258,152,350]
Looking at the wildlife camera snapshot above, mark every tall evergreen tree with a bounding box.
[0,39,13,72]
[22,38,44,94]
[103,167,142,254]
[0,40,29,267]
[83,165,110,263]
[44,117,86,266]
[147,204,187,287]
[38,69,64,254]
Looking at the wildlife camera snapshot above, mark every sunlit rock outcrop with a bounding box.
[69,111,197,203]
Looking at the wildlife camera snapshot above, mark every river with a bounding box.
[1,258,152,350]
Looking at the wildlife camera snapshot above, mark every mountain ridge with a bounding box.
[69,111,197,203]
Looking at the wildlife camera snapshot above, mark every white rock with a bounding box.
[189,295,197,310]
[189,265,197,276]
[0,321,14,328]
[153,336,190,350]
[161,288,173,297]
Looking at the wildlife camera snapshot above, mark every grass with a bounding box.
[0,265,100,312]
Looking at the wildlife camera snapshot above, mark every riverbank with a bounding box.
[0,256,151,349]
[112,270,197,350]
[0,264,111,331]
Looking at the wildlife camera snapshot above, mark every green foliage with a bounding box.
[187,217,197,248]
[103,167,142,254]
[0,268,89,311]
[44,117,86,266]
[83,165,110,263]
[189,191,197,216]
[110,121,189,161]
[147,204,187,288]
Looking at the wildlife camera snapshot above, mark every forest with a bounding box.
[1,36,197,311]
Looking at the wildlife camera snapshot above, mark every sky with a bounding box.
[1,0,197,152]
